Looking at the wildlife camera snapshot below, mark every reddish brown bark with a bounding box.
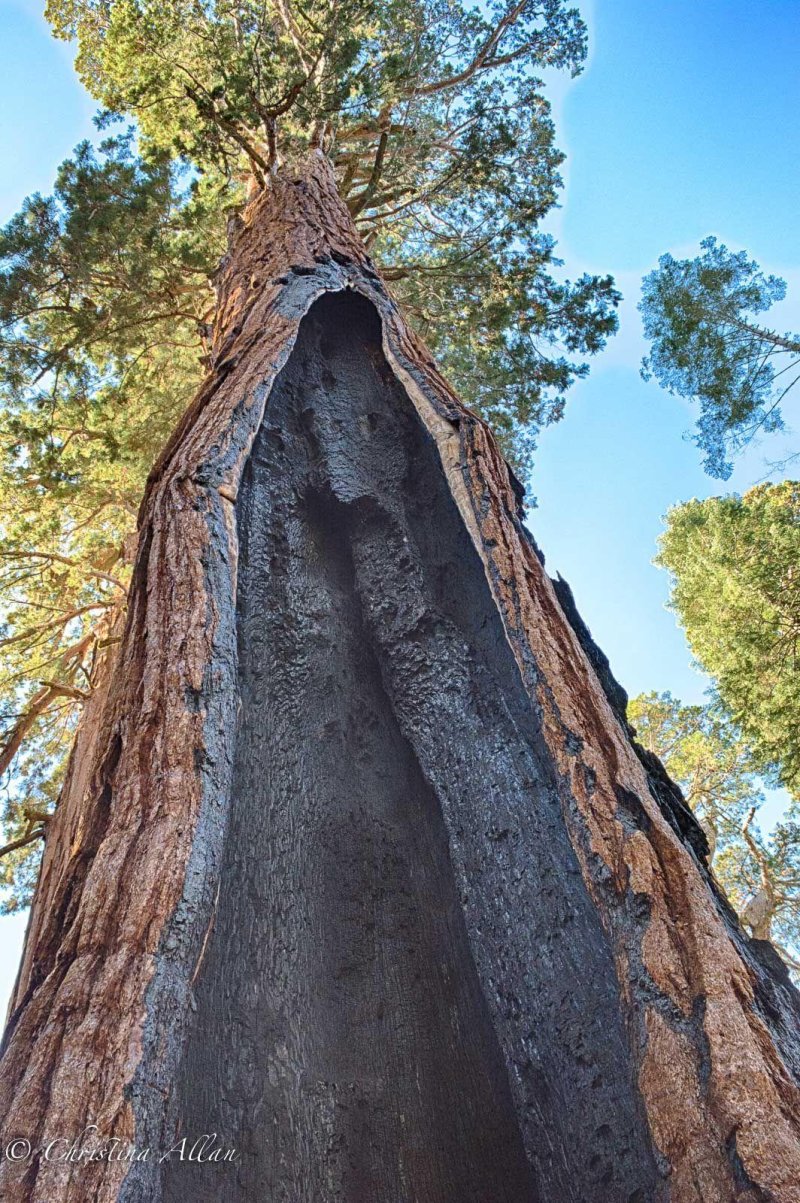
[0,151,798,1202]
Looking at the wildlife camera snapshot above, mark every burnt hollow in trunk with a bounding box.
[162,291,659,1202]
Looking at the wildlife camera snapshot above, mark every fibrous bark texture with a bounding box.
[1,153,799,1203]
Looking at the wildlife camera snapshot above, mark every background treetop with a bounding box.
[640,236,800,480]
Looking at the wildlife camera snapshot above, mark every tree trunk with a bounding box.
[1,151,799,1203]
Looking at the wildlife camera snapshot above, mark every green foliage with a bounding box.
[656,482,800,799]
[0,135,223,908]
[640,237,799,479]
[45,0,620,468]
[1,0,621,906]
[629,692,800,970]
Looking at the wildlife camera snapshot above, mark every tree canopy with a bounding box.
[640,237,799,479]
[46,0,620,459]
[629,691,799,971]
[656,481,800,800]
[1,0,620,908]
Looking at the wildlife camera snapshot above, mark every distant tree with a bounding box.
[639,236,800,478]
[718,805,800,966]
[656,482,800,799]
[629,691,800,971]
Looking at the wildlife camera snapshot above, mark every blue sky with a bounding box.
[532,0,800,706]
[1,0,799,1013]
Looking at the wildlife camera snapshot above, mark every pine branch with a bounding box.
[0,828,46,860]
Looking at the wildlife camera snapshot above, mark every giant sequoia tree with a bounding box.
[1,4,800,1202]
[0,0,619,900]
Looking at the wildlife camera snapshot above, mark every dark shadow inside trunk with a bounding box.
[161,290,658,1203]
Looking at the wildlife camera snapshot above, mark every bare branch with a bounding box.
[0,828,46,860]
[38,679,91,703]
[348,129,390,216]
[409,0,529,98]
[0,551,127,593]
[0,685,63,778]
[0,604,111,651]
